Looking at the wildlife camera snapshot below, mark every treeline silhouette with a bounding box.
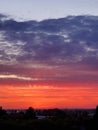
[0,106,98,130]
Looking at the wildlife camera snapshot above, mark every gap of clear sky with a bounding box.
[0,0,98,21]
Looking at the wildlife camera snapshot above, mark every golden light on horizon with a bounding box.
[0,84,98,109]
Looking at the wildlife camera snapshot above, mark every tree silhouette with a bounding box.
[52,108,66,119]
[0,106,7,118]
[94,105,98,120]
[24,107,37,119]
[92,105,98,130]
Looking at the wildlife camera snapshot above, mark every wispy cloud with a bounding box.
[0,74,38,81]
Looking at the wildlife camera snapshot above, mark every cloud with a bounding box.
[0,14,98,85]
[0,74,38,81]
[0,15,98,64]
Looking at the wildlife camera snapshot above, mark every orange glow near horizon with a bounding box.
[0,83,98,109]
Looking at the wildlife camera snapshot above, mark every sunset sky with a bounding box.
[0,0,98,109]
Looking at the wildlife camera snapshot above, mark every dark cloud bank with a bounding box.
[0,14,98,84]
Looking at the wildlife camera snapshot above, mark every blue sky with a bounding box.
[0,0,98,21]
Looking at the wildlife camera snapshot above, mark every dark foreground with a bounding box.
[0,106,98,130]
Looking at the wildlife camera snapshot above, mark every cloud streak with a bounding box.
[0,74,38,81]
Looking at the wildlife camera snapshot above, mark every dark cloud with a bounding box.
[0,14,98,84]
[0,15,98,63]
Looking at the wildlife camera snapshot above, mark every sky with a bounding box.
[0,0,98,109]
[0,0,98,20]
